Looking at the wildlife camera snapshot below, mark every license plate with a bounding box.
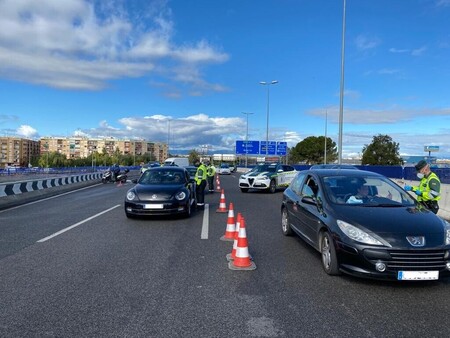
[397,271,439,280]
[144,204,163,209]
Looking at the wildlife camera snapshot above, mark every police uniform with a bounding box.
[406,160,441,214]
[206,162,216,193]
[195,161,207,207]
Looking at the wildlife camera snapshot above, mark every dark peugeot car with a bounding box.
[125,167,196,218]
[281,169,450,281]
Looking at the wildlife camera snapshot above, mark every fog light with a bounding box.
[446,262,450,271]
[375,262,386,272]
[444,251,450,259]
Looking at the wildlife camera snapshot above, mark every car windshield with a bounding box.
[139,169,186,185]
[221,164,229,168]
[251,164,277,173]
[322,175,416,206]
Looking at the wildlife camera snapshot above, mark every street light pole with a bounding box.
[338,0,347,164]
[260,80,278,158]
[242,112,254,168]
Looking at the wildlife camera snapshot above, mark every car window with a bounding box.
[290,172,306,195]
[282,165,294,172]
[301,176,319,197]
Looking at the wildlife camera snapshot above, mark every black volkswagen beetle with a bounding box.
[125,167,196,218]
[281,169,450,281]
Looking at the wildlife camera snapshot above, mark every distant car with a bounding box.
[125,167,196,218]
[140,161,160,174]
[281,169,450,281]
[217,163,231,175]
[239,163,297,193]
[185,166,198,179]
[309,164,359,170]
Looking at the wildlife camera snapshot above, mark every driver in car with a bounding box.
[347,184,370,204]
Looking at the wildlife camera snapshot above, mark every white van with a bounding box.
[163,157,189,167]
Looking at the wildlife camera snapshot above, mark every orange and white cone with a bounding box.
[216,189,228,213]
[220,202,236,241]
[216,177,221,192]
[226,213,241,261]
[228,217,256,270]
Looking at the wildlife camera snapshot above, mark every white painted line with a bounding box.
[37,204,121,243]
[0,184,103,214]
[201,203,209,239]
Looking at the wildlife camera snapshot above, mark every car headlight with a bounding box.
[337,220,383,245]
[126,191,136,200]
[175,191,187,201]
[257,175,268,180]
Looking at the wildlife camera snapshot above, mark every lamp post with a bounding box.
[242,112,254,168]
[338,0,347,164]
[260,80,278,157]
[324,110,328,165]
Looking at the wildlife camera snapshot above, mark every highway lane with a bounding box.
[1,175,450,337]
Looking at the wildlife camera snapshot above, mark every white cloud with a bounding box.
[77,114,245,151]
[16,125,38,138]
[355,35,381,51]
[0,0,229,92]
[411,46,427,56]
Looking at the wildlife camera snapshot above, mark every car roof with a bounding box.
[309,164,358,170]
[147,166,186,172]
[303,168,382,178]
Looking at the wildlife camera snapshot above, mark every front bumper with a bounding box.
[125,200,190,216]
[239,177,270,189]
[335,240,450,280]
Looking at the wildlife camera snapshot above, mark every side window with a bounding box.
[290,172,306,194]
[301,176,319,197]
[283,165,294,172]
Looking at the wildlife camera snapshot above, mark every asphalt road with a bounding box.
[1,174,450,337]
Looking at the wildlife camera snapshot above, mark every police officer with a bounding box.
[194,159,207,208]
[206,160,216,193]
[405,160,441,214]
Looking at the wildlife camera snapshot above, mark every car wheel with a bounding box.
[320,231,340,275]
[281,207,293,236]
[240,188,249,193]
[268,180,276,193]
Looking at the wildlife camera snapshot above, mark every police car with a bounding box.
[239,163,297,193]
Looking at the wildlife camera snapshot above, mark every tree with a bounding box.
[188,150,200,165]
[361,134,403,165]
[290,136,338,164]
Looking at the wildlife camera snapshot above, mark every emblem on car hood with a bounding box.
[406,236,425,247]
[151,194,158,199]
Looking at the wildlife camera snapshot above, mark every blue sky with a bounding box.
[1,0,450,158]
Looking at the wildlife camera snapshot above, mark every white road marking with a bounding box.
[201,203,209,239]
[0,184,103,214]
[37,204,121,243]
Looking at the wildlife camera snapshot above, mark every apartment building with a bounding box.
[0,137,40,168]
[39,137,168,162]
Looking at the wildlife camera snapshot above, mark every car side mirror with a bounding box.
[301,196,316,205]
[132,179,138,184]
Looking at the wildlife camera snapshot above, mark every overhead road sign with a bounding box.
[260,141,277,155]
[424,146,439,152]
[235,140,260,155]
[276,142,287,156]
[236,140,288,156]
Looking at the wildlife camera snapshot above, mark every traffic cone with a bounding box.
[220,202,236,241]
[226,213,241,261]
[216,189,228,213]
[228,217,256,270]
[216,177,221,192]
[117,180,123,187]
